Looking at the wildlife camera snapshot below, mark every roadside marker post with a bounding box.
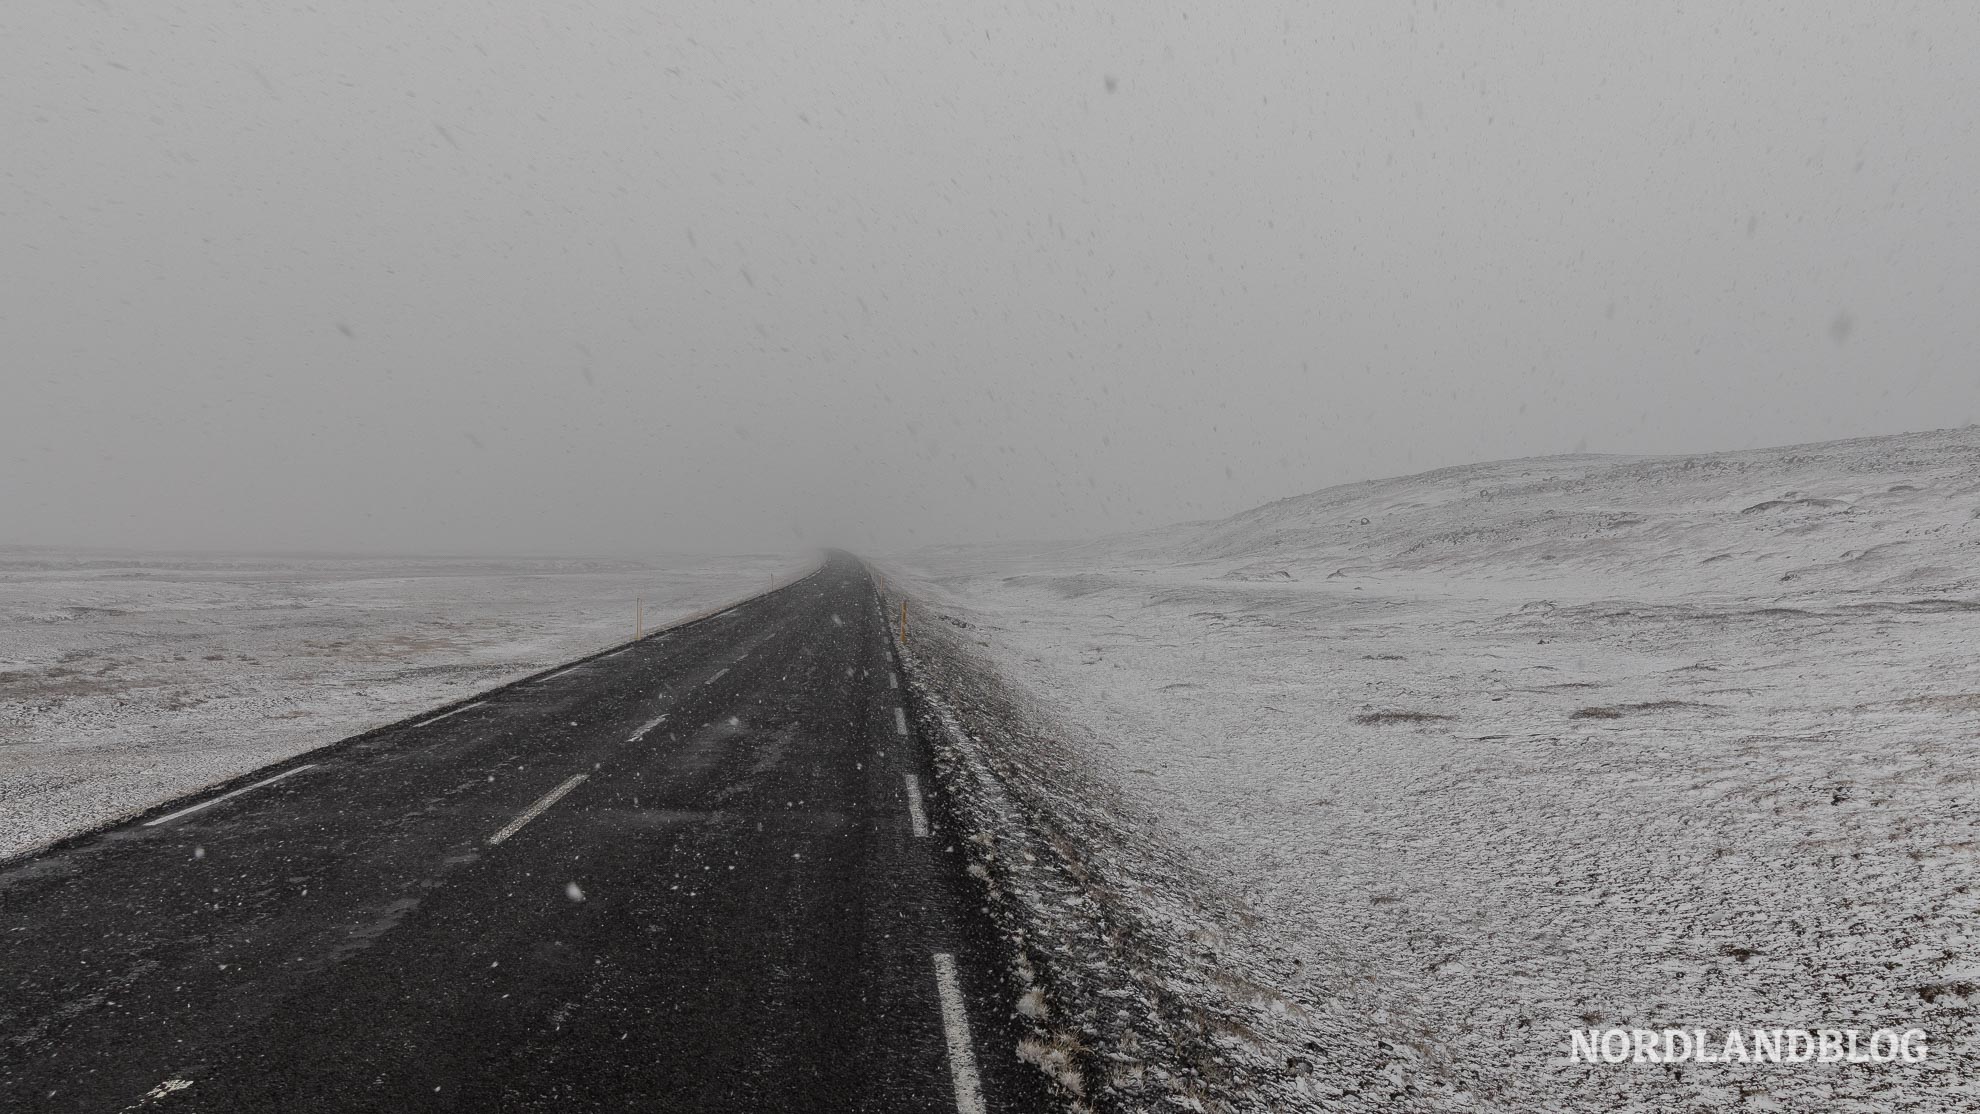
[899,600,907,644]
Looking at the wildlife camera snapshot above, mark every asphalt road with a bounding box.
[0,554,1045,1113]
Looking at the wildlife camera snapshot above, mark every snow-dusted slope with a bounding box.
[0,551,800,863]
[892,428,1980,1112]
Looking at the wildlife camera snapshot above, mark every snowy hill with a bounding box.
[1175,430,1980,596]
[889,427,1980,1112]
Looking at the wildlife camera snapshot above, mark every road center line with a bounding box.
[143,764,319,828]
[904,774,929,837]
[894,707,908,736]
[932,954,988,1114]
[629,714,667,742]
[488,773,588,846]
[412,700,485,729]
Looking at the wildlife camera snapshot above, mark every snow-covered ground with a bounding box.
[886,427,1980,1112]
[0,549,801,863]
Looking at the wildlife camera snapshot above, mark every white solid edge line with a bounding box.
[488,773,589,846]
[143,764,319,828]
[894,707,909,736]
[412,700,485,729]
[540,664,581,681]
[904,774,929,837]
[629,714,667,742]
[932,954,988,1114]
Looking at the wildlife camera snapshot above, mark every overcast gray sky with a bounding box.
[4,2,1977,555]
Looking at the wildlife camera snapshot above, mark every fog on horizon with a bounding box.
[4,2,1977,558]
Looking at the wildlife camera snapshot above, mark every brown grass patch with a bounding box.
[1353,710,1453,725]
[1573,700,1706,719]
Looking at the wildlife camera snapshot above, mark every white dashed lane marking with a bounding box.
[932,954,988,1114]
[629,714,667,742]
[411,701,485,729]
[890,672,899,689]
[894,707,908,736]
[130,1078,194,1106]
[904,774,929,837]
[144,765,318,828]
[488,773,588,846]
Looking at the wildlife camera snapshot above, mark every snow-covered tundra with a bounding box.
[0,551,797,863]
[888,428,1980,1113]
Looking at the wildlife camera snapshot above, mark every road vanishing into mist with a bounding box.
[0,555,1044,1113]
